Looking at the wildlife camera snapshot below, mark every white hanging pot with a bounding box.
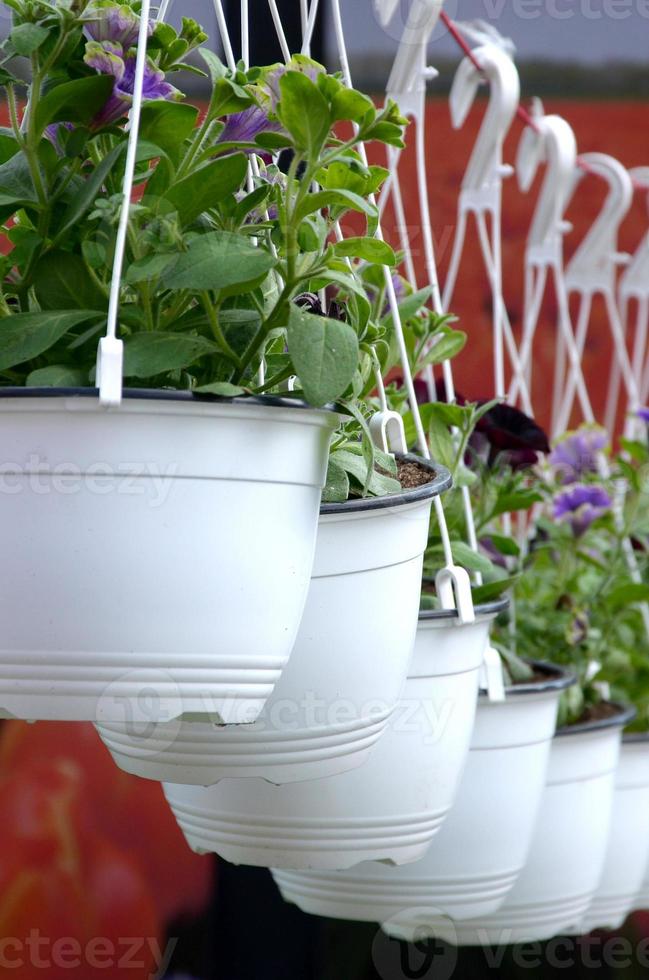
[0,390,338,724]
[449,703,634,946]
[578,734,649,933]
[95,459,451,785]
[163,601,504,871]
[272,663,572,927]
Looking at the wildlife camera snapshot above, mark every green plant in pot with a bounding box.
[0,1,453,726]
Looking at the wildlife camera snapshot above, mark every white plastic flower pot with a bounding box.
[449,704,633,946]
[272,663,572,927]
[163,602,504,871]
[0,390,338,724]
[95,461,451,785]
[578,735,649,933]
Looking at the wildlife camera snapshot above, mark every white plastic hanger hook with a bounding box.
[449,43,519,202]
[559,153,636,436]
[435,564,475,625]
[619,168,649,408]
[443,40,528,405]
[566,153,632,297]
[386,0,444,120]
[480,645,506,702]
[370,357,408,455]
[516,113,577,262]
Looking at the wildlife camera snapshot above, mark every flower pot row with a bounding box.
[274,699,649,945]
[95,447,451,786]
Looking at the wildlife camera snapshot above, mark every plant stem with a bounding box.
[201,292,242,371]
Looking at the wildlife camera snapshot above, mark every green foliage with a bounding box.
[0,9,409,463]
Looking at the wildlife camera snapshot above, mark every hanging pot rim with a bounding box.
[621,729,649,745]
[320,453,451,515]
[419,594,510,622]
[481,660,576,699]
[0,385,338,415]
[556,701,636,738]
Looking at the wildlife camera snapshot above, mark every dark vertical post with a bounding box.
[223,0,326,65]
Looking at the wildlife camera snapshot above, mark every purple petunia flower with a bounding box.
[553,484,612,537]
[217,106,283,147]
[637,408,649,423]
[84,39,181,130]
[83,1,152,48]
[45,121,74,155]
[550,426,607,485]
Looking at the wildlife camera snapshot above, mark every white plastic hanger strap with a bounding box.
[97,0,153,407]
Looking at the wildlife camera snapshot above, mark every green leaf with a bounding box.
[139,101,199,161]
[296,189,377,223]
[34,76,115,136]
[424,329,467,366]
[56,143,125,240]
[0,129,19,166]
[277,70,331,157]
[255,132,293,152]
[472,577,518,604]
[32,251,107,311]
[608,583,649,611]
[287,305,359,407]
[333,237,395,266]
[194,381,247,396]
[451,540,494,575]
[488,533,520,558]
[123,332,219,378]
[0,152,39,208]
[200,50,251,117]
[322,458,350,503]
[163,153,248,226]
[125,253,175,284]
[10,23,50,56]
[26,365,86,387]
[331,447,400,498]
[331,87,375,124]
[492,490,543,518]
[0,311,101,371]
[340,397,377,496]
[381,287,433,329]
[163,232,277,292]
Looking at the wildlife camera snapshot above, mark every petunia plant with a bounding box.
[498,424,649,728]
[0,0,410,426]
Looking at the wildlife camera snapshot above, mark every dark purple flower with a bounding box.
[84,40,181,130]
[217,106,283,148]
[553,484,612,536]
[295,292,347,321]
[83,1,152,48]
[637,408,649,423]
[550,427,607,485]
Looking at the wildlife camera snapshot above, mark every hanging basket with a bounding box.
[578,733,649,933]
[449,702,634,946]
[0,389,337,724]
[271,662,573,926]
[95,456,451,785]
[162,600,503,871]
